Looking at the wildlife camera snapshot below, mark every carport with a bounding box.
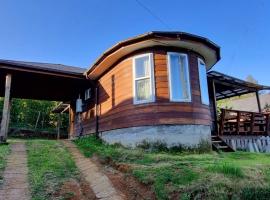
[0,59,91,143]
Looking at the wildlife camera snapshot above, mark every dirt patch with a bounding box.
[106,170,156,200]
[56,177,97,200]
[92,156,156,200]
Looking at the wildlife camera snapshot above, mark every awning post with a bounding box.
[256,91,262,113]
[211,80,218,134]
[0,74,12,143]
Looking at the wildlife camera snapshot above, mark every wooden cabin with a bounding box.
[0,31,269,149]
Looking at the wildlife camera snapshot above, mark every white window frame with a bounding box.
[132,53,155,104]
[198,58,210,105]
[167,52,191,102]
[84,88,91,100]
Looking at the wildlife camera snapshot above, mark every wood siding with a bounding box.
[76,49,211,135]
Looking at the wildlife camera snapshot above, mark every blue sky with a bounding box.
[0,0,269,85]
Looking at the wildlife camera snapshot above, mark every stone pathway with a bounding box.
[63,140,124,200]
[0,142,30,200]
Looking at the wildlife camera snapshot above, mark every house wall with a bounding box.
[73,48,212,146]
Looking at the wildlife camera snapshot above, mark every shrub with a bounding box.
[136,139,212,154]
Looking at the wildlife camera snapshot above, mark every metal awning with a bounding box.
[207,71,270,100]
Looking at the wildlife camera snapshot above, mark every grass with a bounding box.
[0,143,10,185]
[74,136,270,200]
[26,139,79,200]
[207,162,244,178]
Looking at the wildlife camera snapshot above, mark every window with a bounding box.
[167,53,191,102]
[133,53,155,104]
[198,58,209,105]
[84,88,91,100]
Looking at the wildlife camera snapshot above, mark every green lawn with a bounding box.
[0,144,10,185]
[74,136,270,200]
[26,140,80,200]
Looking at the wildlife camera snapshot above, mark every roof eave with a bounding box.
[85,31,220,78]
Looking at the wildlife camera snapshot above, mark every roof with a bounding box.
[86,31,221,79]
[0,59,86,77]
[207,71,270,100]
[220,93,270,112]
[0,59,91,101]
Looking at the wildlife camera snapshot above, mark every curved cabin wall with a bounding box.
[97,49,211,131]
[76,48,212,146]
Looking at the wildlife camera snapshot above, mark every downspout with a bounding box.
[95,85,99,138]
[85,73,99,138]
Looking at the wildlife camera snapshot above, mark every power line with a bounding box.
[135,0,172,30]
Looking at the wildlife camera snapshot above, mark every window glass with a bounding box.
[85,88,91,100]
[133,54,154,104]
[135,56,150,78]
[136,79,151,101]
[168,53,191,102]
[198,59,209,105]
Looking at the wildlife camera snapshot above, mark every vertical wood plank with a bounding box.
[236,111,240,135]
[0,74,12,143]
[250,113,255,135]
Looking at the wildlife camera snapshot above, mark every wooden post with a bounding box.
[34,111,41,135]
[219,109,225,136]
[256,91,262,113]
[57,114,61,140]
[266,114,270,135]
[0,74,12,143]
[250,112,255,135]
[211,80,218,134]
[69,105,75,139]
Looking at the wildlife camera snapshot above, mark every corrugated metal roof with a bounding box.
[220,93,270,112]
[207,71,270,100]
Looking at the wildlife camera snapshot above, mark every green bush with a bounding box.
[136,139,212,154]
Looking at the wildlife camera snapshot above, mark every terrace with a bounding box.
[207,71,270,152]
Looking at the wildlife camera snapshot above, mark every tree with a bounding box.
[264,103,270,113]
[246,75,258,84]
[0,98,69,132]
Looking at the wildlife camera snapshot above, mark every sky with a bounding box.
[0,0,270,85]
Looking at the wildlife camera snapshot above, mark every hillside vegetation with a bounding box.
[75,136,270,200]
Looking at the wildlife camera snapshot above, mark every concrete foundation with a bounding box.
[99,124,211,148]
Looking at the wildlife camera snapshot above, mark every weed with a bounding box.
[0,144,10,185]
[207,162,244,178]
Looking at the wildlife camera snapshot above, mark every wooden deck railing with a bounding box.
[219,109,270,136]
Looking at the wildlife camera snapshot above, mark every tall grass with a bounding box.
[207,162,244,178]
[0,144,10,185]
[26,140,79,200]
